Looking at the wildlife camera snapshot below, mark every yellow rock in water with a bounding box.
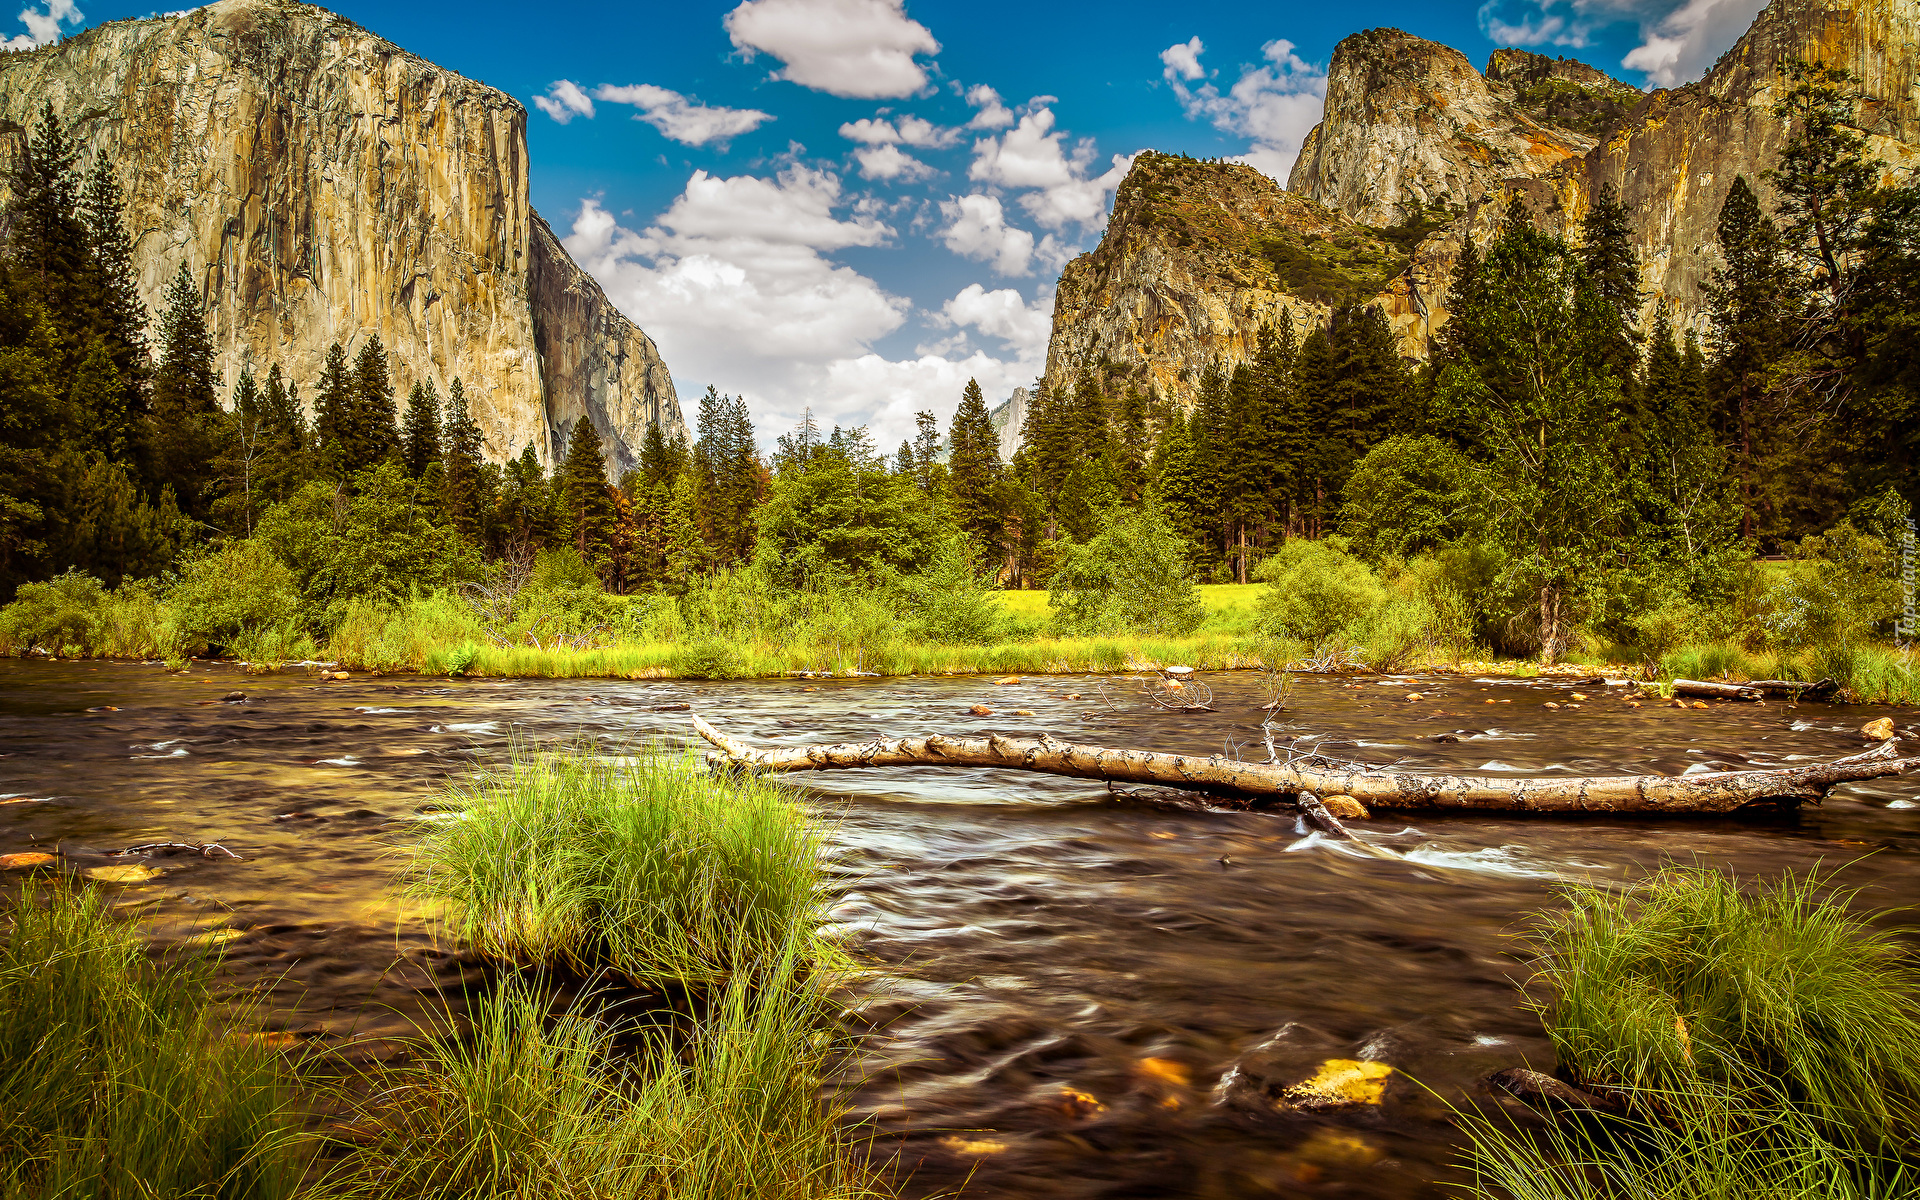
[1862,717,1895,740]
[1135,1057,1192,1087]
[185,927,250,948]
[0,852,58,870]
[939,1136,1007,1156]
[1282,1059,1395,1109]
[1321,796,1370,820]
[85,864,161,884]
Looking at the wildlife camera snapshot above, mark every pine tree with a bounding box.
[213,367,267,534]
[77,154,148,413]
[557,416,616,576]
[1293,328,1338,537]
[1148,413,1206,559]
[55,455,189,588]
[1641,308,1736,572]
[911,410,943,493]
[949,378,1003,551]
[313,342,354,476]
[441,378,486,543]
[69,336,128,462]
[1434,238,1483,369]
[1766,60,1878,299]
[8,103,89,372]
[692,387,759,565]
[498,445,555,553]
[0,260,70,593]
[402,380,441,478]
[1705,175,1802,544]
[351,336,399,470]
[145,265,222,518]
[257,362,310,501]
[1577,183,1642,376]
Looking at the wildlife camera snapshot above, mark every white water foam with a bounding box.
[316,756,360,767]
[430,722,500,735]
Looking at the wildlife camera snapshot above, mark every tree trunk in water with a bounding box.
[1672,679,1763,701]
[690,716,1920,815]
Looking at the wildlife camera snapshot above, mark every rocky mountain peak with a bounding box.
[0,0,684,475]
[1484,48,1644,137]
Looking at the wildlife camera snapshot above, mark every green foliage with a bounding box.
[0,887,309,1199]
[1338,434,1481,560]
[755,432,939,587]
[1533,865,1920,1152]
[407,745,828,987]
[165,538,303,653]
[1759,521,1899,650]
[894,536,1002,645]
[1258,231,1407,308]
[1254,538,1384,645]
[0,569,106,654]
[256,459,480,629]
[1049,504,1205,636]
[147,265,223,519]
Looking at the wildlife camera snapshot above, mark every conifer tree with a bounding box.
[911,410,943,493]
[0,261,69,593]
[1640,309,1736,572]
[1767,60,1877,299]
[557,416,616,576]
[1706,175,1801,543]
[1577,183,1642,377]
[692,387,759,564]
[77,155,147,407]
[257,363,310,501]
[8,104,88,371]
[214,367,267,534]
[145,265,222,518]
[69,336,128,462]
[1292,327,1339,537]
[402,380,441,478]
[949,378,1003,551]
[313,342,354,476]
[441,378,487,543]
[351,336,399,470]
[1148,413,1206,559]
[55,455,189,588]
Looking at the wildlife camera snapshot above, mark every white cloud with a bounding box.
[1620,0,1766,86]
[941,283,1052,357]
[532,80,595,124]
[940,194,1034,275]
[1163,39,1327,183]
[853,143,934,181]
[963,83,1014,129]
[837,114,957,148]
[967,103,1133,230]
[3,0,80,49]
[1476,0,1759,86]
[724,0,940,99]
[593,83,773,147]
[1160,36,1206,83]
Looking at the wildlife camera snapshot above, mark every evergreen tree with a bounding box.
[1577,182,1643,376]
[1148,413,1207,559]
[145,265,222,519]
[1641,309,1737,574]
[212,366,268,534]
[402,379,441,478]
[77,154,148,413]
[556,417,616,577]
[911,410,944,493]
[257,363,311,501]
[69,336,129,462]
[313,342,354,476]
[1766,60,1878,300]
[1705,175,1803,544]
[351,336,399,470]
[1292,326,1339,537]
[441,378,487,543]
[1433,237,1483,370]
[0,261,70,594]
[7,103,89,372]
[948,378,1003,551]
[692,387,760,565]
[1326,305,1409,495]
[54,455,189,588]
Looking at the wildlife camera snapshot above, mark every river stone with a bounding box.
[1863,717,1896,740]
[1321,796,1369,820]
[0,852,58,870]
[1281,1059,1395,1110]
[86,864,162,884]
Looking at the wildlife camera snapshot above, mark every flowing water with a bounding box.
[3,660,1918,1197]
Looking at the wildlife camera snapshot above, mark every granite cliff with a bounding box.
[0,0,683,474]
[1043,151,1410,412]
[1043,0,1918,410]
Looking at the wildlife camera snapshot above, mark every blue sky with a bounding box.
[11,0,1766,447]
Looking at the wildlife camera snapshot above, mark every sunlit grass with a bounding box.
[405,745,833,989]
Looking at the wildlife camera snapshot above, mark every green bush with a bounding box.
[1255,538,1384,645]
[0,570,107,655]
[1049,504,1205,637]
[678,639,748,680]
[1759,522,1899,651]
[896,538,1001,645]
[166,538,303,654]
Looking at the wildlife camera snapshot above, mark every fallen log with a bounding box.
[1749,678,1840,702]
[1672,678,1762,701]
[690,714,1920,815]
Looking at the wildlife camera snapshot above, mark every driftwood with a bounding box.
[1672,678,1763,701]
[691,714,1920,815]
[1751,677,1840,701]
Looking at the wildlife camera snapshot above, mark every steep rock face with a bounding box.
[1044,153,1407,410]
[1286,28,1598,227]
[0,0,683,473]
[1572,0,1920,318]
[988,387,1029,461]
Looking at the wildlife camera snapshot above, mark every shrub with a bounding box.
[896,537,1001,645]
[166,538,303,654]
[1759,522,1899,651]
[1255,538,1384,645]
[0,570,107,654]
[678,639,748,680]
[1049,504,1205,637]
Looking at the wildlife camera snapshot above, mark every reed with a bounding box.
[405,746,831,988]
[0,887,310,1199]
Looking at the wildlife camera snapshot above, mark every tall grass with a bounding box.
[1460,866,1920,1200]
[406,746,830,988]
[0,887,310,1199]
[347,955,884,1200]
[1533,866,1920,1150]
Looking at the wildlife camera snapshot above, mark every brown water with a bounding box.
[3,660,1918,1197]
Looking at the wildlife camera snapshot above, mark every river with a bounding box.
[2,660,1916,1197]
